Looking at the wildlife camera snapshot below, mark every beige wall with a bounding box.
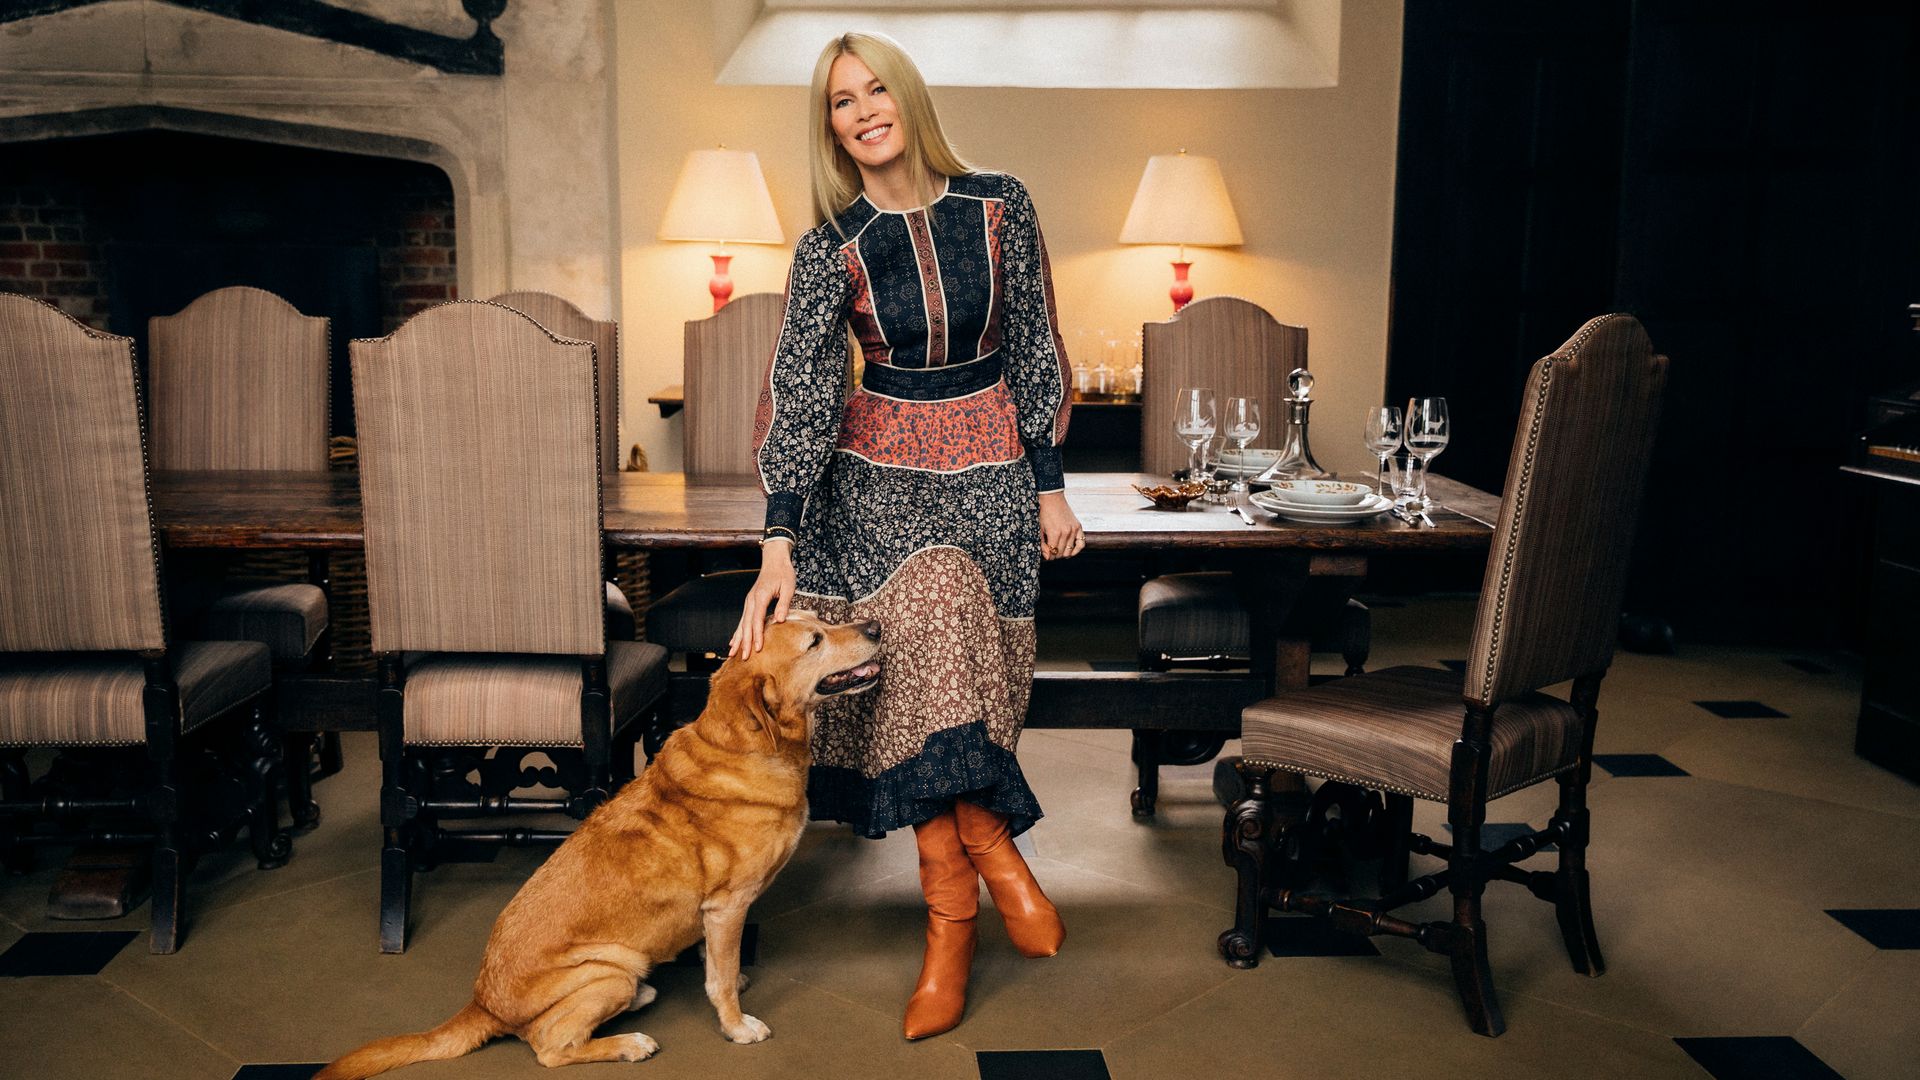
[614,0,1403,476]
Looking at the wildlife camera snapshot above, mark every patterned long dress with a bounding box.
[752,171,1071,839]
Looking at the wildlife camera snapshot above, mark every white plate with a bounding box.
[1249,490,1395,523]
[1261,479,1375,506]
[1207,449,1283,477]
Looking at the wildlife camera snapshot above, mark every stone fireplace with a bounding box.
[0,0,621,440]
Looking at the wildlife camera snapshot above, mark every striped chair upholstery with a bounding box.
[148,286,329,472]
[0,293,280,952]
[350,300,669,952]
[488,291,636,638]
[647,293,785,657]
[1227,314,1669,1035]
[0,642,271,747]
[1140,296,1304,477]
[1241,666,1580,802]
[487,291,621,474]
[1129,298,1367,817]
[403,644,669,747]
[149,287,331,663]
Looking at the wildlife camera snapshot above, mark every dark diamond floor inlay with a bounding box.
[1087,660,1141,672]
[1826,908,1920,949]
[1694,700,1788,719]
[977,1049,1111,1080]
[1673,1036,1844,1080]
[1263,916,1380,957]
[1593,753,1690,778]
[1438,658,1468,673]
[0,931,138,977]
[230,1066,324,1080]
[1445,822,1555,852]
[668,922,757,967]
[1785,658,1833,675]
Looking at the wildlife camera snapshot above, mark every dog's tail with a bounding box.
[313,1001,506,1080]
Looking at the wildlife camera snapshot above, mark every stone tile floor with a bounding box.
[1,597,1914,1079]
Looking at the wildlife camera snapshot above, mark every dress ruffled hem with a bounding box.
[807,721,1042,839]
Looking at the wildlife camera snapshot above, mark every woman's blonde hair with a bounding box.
[808,32,972,228]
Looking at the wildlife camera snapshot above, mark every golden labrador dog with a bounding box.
[315,614,883,1078]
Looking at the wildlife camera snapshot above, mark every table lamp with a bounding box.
[1118,150,1244,312]
[658,147,784,311]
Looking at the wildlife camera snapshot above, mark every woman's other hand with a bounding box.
[1038,491,1084,561]
[729,541,797,657]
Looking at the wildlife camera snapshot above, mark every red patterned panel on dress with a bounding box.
[836,380,1024,472]
[905,211,949,367]
[845,247,892,365]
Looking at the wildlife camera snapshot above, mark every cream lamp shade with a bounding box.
[658,148,784,245]
[1118,151,1242,312]
[658,148,783,310]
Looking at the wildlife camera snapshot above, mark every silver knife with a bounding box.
[1233,504,1257,526]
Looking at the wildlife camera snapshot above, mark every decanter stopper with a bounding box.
[1256,367,1330,481]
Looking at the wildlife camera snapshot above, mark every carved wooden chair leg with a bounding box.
[1380,793,1414,893]
[246,702,292,870]
[376,656,411,954]
[283,733,321,830]
[146,661,186,954]
[1448,892,1503,1037]
[1446,707,1505,1037]
[1339,598,1371,676]
[1218,762,1276,968]
[379,824,412,955]
[1130,730,1163,818]
[1552,772,1604,976]
[316,732,345,778]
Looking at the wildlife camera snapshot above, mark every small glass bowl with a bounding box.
[1132,481,1210,510]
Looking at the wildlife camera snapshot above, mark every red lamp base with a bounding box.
[1169,260,1194,312]
[708,253,734,311]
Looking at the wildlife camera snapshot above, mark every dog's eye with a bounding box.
[809,632,822,650]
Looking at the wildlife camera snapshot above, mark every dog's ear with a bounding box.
[744,672,782,754]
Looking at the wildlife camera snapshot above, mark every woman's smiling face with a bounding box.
[827,53,903,172]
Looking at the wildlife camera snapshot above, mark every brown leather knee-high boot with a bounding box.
[904,810,978,1040]
[954,800,1064,958]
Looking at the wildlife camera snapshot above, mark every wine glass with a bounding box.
[1404,397,1450,510]
[1174,387,1217,485]
[1362,406,1404,497]
[1222,396,1261,495]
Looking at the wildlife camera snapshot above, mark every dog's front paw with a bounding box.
[616,1032,659,1061]
[723,1014,772,1044]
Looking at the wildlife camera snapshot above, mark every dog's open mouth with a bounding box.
[817,659,882,696]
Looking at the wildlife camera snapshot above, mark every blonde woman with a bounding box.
[728,32,1080,1040]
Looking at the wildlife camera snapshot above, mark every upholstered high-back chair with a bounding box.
[1222,314,1669,1037]
[683,292,784,477]
[488,290,621,474]
[644,293,786,663]
[148,286,330,471]
[148,285,335,824]
[488,290,637,640]
[349,300,668,952]
[0,293,283,953]
[1130,297,1366,818]
[1140,296,1305,476]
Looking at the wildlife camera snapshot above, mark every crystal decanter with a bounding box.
[1255,367,1331,481]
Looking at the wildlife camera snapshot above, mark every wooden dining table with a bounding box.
[152,469,1500,811]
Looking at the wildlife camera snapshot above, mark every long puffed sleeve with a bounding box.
[752,225,853,543]
[997,176,1073,494]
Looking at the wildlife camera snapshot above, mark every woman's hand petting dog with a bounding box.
[731,539,797,657]
[1039,491,1084,561]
